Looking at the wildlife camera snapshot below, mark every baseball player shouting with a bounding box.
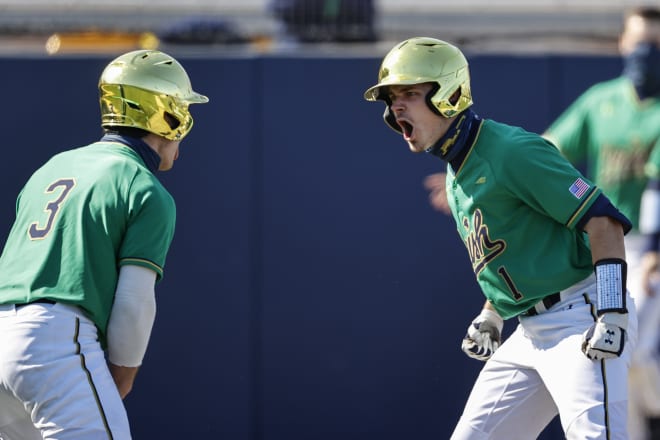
[364,37,638,439]
[0,50,208,438]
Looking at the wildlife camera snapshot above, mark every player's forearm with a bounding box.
[583,216,626,263]
[483,300,497,312]
[584,215,628,316]
[107,265,157,367]
[108,363,139,399]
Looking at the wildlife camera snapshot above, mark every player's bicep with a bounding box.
[501,140,599,228]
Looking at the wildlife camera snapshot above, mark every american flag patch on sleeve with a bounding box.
[569,178,590,199]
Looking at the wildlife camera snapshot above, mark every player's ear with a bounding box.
[448,89,461,106]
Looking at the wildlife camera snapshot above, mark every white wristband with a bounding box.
[594,258,627,314]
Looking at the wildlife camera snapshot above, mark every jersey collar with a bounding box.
[426,109,479,162]
[100,134,161,173]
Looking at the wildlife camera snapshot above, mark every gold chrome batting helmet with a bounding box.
[99,50,209,141]
[364,37,473,121]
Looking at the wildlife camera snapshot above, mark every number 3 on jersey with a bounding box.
[28,178,76,240]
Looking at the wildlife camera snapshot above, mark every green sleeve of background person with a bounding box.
[544,85,592,166]
[545,77,660,229]
[645,137,660,179]
[447,120,599,319]
[0,142,176,345]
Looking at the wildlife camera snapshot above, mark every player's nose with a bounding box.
[390,97,404,112]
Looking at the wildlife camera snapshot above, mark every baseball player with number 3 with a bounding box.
[0,50,208,438]
[365,37,638,439]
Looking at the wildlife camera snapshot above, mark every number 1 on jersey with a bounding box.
[497,266,524,300]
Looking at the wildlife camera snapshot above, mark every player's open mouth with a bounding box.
[398,119,413,140]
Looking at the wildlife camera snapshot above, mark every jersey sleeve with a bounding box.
[119,177,176,281]
[645,137,660,179]
[497,133,601,230]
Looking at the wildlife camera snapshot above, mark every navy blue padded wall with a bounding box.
[547,54,623,121]
[469,55,554,133]
[127,57,258,440]
[258,56,483,439]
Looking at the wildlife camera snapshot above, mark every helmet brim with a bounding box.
[185,91,209,104]
[364,77,431,102]
[363,84,383,101]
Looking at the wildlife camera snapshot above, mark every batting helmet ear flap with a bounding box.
[425,83,443,116]
[383,104,402,133]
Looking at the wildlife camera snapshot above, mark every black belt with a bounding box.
[16,298,56,307]
[523,292,561,316]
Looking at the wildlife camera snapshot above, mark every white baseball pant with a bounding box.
[451,274,638,439]
[0,302,131,439]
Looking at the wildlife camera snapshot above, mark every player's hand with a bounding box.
[423,173,451,215]
[461,309,503,361]
[581,312,628,360]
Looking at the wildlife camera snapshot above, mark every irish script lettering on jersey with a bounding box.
[598,142,651,185]
[461,209,506,275]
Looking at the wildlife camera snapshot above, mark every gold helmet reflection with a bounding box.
[99,50,209,141]
[364,37,472,118]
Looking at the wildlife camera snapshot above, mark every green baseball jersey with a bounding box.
[0,141,176,343]
[545,77,660,230]
[447,119,600,319]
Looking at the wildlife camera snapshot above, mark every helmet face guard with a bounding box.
[99,50,208,141]
[364,37,473,127]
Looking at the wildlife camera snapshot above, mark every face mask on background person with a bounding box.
[623,41,660,99]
